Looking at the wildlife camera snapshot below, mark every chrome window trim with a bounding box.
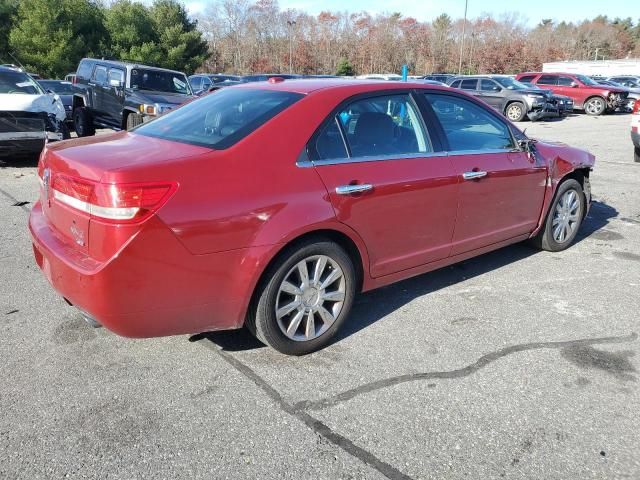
[296,148,518,168]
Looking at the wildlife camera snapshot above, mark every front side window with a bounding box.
[135,88,303,149]
[450,80,461,88]
[558,76,574,86]
[480,79,499,91]
[332,94,430,159]
[130,68,192,95]
[0,70,44,95]
[189,76,202,91]
[424,93,515,152]
[537,75,557,85]
[93,66,107,84]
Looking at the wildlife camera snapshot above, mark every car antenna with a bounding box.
[8,52,26,71]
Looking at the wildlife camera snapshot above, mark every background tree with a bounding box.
[0,0,18,63]
[335,57,354,76]
[8,0,106,77]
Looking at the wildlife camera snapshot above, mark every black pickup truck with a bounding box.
[71,58,193,136]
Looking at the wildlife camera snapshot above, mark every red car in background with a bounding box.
[30,79,595,355]
[516,72,628,115]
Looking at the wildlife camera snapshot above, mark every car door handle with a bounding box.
[335,184,373,195]
[462,171,487,180]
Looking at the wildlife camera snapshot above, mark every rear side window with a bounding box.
[424,93,514,151]
[134,88,303,149]
[460,79,478,90]
[537,75,558,85]
[311,94,431,161]
[518,75,536,83]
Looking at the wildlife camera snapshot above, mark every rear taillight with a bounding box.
[51,174,177,223]
[633,99,640,114]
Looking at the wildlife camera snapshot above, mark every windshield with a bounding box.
[0,70,44,95]
[39,80,74,95]
[576,75,598,86]
[130,68,192,95]
[134,88,303,149]
[494,77,529,90]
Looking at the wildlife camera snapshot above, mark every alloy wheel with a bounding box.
[552,189,581,243]
[275,255,346,341]
[507,104,523,121]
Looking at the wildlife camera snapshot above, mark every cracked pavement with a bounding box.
[1,114,639,479]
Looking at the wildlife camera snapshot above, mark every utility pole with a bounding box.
[287,20,296,73]
[458,0,468,75]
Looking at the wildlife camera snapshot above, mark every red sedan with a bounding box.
[30,79,595,354]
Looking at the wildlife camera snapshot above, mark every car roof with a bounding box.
[80,58,186,75]
[232,78,452,95]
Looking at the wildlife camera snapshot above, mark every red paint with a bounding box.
[29,80,595,338]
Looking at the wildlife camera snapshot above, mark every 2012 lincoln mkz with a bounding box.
[29,79,595,355]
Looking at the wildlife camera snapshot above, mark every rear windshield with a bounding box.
[0,70,44,95]
[134,88,303,149]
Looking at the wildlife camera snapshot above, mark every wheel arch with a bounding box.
[72,94,86,111]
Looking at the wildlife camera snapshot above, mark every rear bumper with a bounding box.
[29,201,272,337]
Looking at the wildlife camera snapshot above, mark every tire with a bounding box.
[635,146,640,163]
[126,112,144,130]
[73,107,95,137]
[505,102,527,122]
[59,122,71,140]
[584,96,606,116]
[246,239,356,355]
[531,178,586,252]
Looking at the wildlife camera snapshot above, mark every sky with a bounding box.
[185,0,638,27]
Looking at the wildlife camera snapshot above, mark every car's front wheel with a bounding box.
[584,96,606,116]
[531,178,586,252]
[505,102,527,122]
[73,107,95,137]
[247,239,356,355]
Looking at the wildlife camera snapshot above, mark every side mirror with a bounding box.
[570,82,578,88]
[109,78,122,88]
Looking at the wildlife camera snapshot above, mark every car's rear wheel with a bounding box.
[635,146,640,163]
[531,178,585,252]
[584,96,606,116]
[247,239,356,355]
[505,102,527,122]
[126,112,144,130]
[73,107,95,137]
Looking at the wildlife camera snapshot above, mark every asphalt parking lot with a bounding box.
[1,113,639,479]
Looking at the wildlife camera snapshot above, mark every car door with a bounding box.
[477,79,504,110]
[423,92,547,255]
[89,65,107,117]
[104,68,125,127]
[308,92,459,278]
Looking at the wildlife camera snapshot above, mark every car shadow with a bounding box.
[196,199,618,352]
